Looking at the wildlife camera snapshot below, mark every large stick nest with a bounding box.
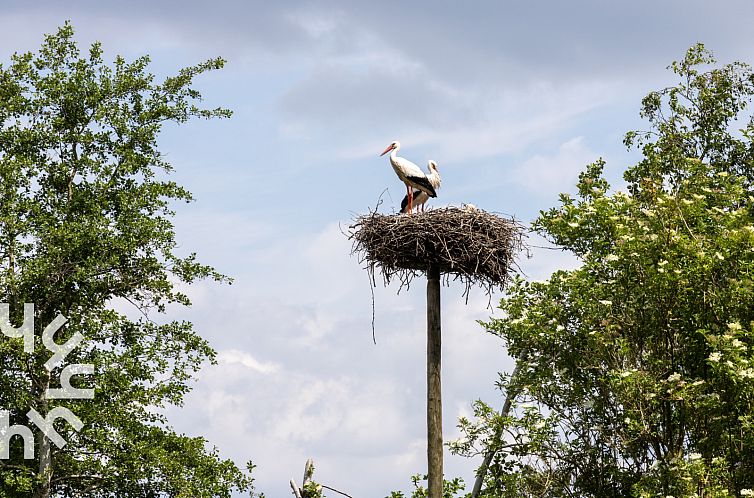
[349,206,525,296]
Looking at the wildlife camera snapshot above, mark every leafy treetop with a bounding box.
[0,22,255,498]
[452,44,754,498]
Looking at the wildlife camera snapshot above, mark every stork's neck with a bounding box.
[389,146,400,163]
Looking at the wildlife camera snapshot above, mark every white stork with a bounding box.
[400,160,441,213]
[380,141,437,214]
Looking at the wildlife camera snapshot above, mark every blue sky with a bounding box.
[3,1,754,496]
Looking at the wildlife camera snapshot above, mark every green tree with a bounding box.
[387,474,470,498]
[0,23,255,497]
[453,45,754,497]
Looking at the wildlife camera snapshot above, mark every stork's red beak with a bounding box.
[380,144,393,156]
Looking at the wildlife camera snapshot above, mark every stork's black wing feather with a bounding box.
[406,175,437,197]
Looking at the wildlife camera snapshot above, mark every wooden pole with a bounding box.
[427,265,442,498]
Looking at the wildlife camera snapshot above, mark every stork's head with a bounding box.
[380,141,400,156]
[428,160,439,172]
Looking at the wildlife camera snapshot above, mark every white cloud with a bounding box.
[217,349,280,374]
[510,136,596,197]
[280,47,617,163]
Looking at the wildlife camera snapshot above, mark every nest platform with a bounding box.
[349,206,525,295]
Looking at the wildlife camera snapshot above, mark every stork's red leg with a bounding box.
[409,188,414,214]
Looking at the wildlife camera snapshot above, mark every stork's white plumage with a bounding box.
[400,160,441,213]
[380,141,437,214]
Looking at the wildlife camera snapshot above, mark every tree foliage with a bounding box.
[0,23,254,497]
[453,45,754,497]
[387,474,470,498]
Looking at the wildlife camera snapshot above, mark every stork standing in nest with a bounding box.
[380,141,437,214]
[401,160,441,214]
